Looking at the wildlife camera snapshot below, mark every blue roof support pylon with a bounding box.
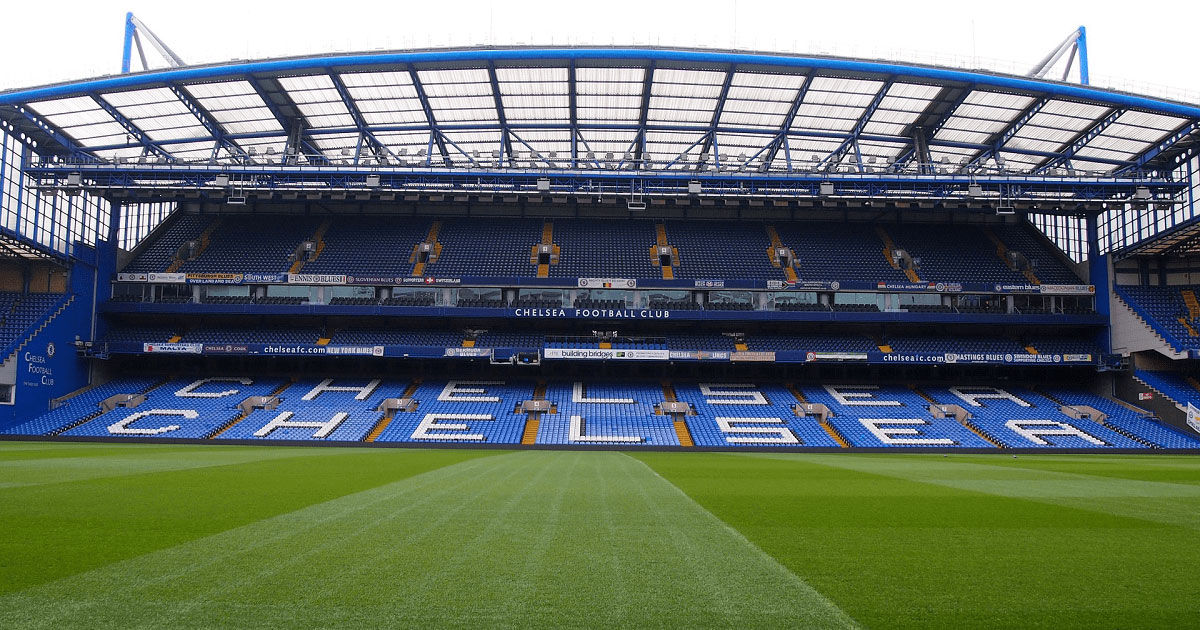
[1077,26,1090,86]
[120,12,134,74]
[1028,26,1089,85]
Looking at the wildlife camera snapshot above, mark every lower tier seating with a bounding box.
[7,377,1198,450]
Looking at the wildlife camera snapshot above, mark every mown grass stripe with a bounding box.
[0,450,855,629]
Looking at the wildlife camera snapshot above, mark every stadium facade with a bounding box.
[1,37,1199,451]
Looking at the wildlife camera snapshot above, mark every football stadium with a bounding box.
[1,8,1199,627]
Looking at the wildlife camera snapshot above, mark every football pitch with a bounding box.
[1,443,1198,628]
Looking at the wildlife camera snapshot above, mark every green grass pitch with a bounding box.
[1,442,1199,628]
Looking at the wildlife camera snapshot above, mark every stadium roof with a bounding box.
[2,47,1198,177]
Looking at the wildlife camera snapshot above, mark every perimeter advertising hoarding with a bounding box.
[543,348,669,360]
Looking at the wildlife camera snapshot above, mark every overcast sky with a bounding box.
[1,0,1196,101]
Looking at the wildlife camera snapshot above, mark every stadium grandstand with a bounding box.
[1,16,1199,452]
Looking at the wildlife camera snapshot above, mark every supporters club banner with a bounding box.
[148,272,186,283]
[185,273,244,285]
[288,273,346,285]
[244,273,288,284]
[143,343,202,354]
[871,351,1094,365]
[544,348,669,360]
[578,277,637,289]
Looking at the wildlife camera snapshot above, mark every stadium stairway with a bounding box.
[207,379,294,439]
[289,218,333,274]
[1111,288,1187,357]
[166,217,222,273]
[365,379,421,442]
[410,221,443,277]
[520,381,550,445]
[984,227,1041,285]
[3,294,74,360]
[530,221,559,278]
[911,384,1005,447]
[786,383,848,447]
[662,382,694,447]
[764,225,798,282]
[49,377,171,437]
[875,226,920,282]
[1035,387,1160,449]
[651,222,678,280]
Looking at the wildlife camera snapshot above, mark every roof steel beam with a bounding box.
[1034,107,1122,174]
[328,73,392,164]
[762,74,813,170]
[816,79,893,172]
[568,60,578,168]
[72,121,1141,168]
[893,86,972,171]
[244,76,326,163]
[1116,119,1200,177]
[166,85,247,160]
[407,68,451,166]
[696,67,736,171]
[485,62,513,166]
[89,93,173,159]
[962,96,1052,171]
[0,105,90,159]
[632,61,656,161]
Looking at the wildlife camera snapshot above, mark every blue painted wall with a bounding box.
[0,241,103,429]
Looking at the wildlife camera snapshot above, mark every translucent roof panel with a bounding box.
[101,87,211,144]
[860,83,941,137]
[497,67,569,124]
[277,75,355,129]
[714,132,776,165]
[338,71,425,127]
[440,129,502,164]
[508,129,572,163]
[933,90,1037,145]
[647,67,725,125]
[1071,110,1188,164]
[183,81,284,136]
[789,75,886,134]
[574,66,646,124]
[416,68,497,125]
[1003,100,1110,154]
[717,72,804,129]
[311,132,362,157]
[27,96,131,148]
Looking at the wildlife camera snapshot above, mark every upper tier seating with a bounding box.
[886,224,1027,284]
[177,216,323,274]
[993,226,1082,284]
[432,218,543,277]
[666,221,781,280]
[121,215,1083,285]
[0,292,65,352]
[121,215,211,274]
[774,222,906,283]
[1115,285,1200,350]
[1135,370,1200,408]
[303,217,431,276]
[548,219,659,278]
